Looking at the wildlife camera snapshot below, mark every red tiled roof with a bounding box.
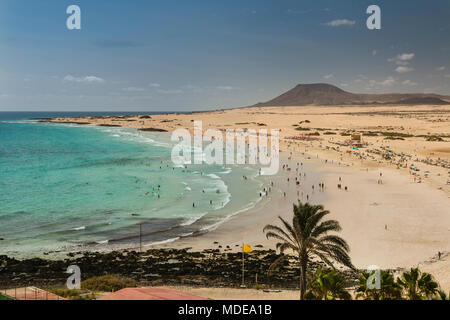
[98,286,206,300]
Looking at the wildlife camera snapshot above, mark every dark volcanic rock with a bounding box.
[138,128,168,132]
[0,250,359,290]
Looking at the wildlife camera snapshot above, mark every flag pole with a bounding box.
[241,243,245,287]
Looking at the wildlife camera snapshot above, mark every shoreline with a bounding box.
[2,106,449,291]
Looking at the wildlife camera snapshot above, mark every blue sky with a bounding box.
[1,0,449,111]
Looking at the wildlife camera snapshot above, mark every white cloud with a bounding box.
[402,80,417,86]
[122,87,146,92]
[368,76,396,88]
[149,83,161,88]
[324,19,355,27]
[372,50,377,56]
[323,74,334,80]
[436,66,446,71]
[397,53,415,61]
[379,76,396,86]
[395,66,414,73]
[388,53,415,67]
[63,75,105,83]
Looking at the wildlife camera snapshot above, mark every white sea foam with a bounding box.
[219,167,232,174]
[200,202,257,232]
[180,232,194,237]
[0,120,35,124]
[180,213,207,226]
[145,237,180,246]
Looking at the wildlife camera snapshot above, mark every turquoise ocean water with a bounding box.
[0,112,265,257]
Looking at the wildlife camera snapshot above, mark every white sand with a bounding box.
[50,105,450,292]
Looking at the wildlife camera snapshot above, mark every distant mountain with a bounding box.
[252,83,450,106]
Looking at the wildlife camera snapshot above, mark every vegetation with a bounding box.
[46,288,95,300]
[263,202,354,300]
[397,268,439,300]
[435,290,449,300]
[81,274,137,292]
[384,136,405,140]
[356,270,402,300]
[305,268,351,300]
[295,127,311,131]
[262,202,448,300]
[362,131,379,136]
[252,284,267,290]
[379,131,413,138]
[426,136,444,142]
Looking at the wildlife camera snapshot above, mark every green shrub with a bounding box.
[46,288,95,300]
[81,274,137,292]
[426,136,444,142]
[252,284,266,290]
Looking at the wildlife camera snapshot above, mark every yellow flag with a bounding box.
[243,244,252,253]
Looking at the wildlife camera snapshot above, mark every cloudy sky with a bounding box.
[1,0,449,111]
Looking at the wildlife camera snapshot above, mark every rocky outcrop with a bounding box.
[138,128,168,132]
[0,249,360,289]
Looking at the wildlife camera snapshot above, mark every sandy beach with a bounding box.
[45,104,450,291]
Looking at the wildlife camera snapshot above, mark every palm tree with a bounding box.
[263,201,354,300]
[397,268,439,300]
[356,270,402,300]
[435,290,449,300]
[305,268,351,300]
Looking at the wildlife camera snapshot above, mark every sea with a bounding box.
[0,112,266,258]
